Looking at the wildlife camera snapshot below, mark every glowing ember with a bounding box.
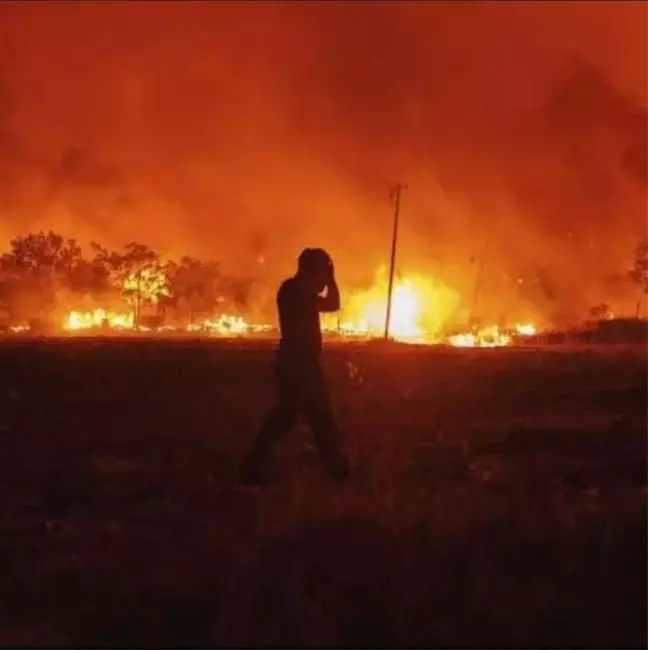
[515,323,537,336]
[448,332,477,347]
[477,325,512,347]
[445,322,542,348]
[189,315,250,335]
[447,325,512,348]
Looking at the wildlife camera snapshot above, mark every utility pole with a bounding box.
[384,182,407,339]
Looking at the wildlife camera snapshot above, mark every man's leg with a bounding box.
[239,398,297,484]
[302,372,350,480]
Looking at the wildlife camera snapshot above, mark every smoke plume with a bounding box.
[0,1,645,323]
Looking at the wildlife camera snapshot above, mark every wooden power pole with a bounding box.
[384,183,407,339]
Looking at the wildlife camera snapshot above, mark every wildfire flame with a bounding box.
[188,315,249,335]
[322,270,539,347]
[448,325,511,348]
[360,278,424,339]
[62,309,273,336]
[323,266,459,342]
[9,265,539,346]
[515,323,537,336]
[66,309,134,330]
[447,323,536,347]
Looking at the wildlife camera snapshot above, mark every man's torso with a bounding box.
[276,277,321,368]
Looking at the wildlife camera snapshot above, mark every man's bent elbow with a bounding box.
[319,298,340,313]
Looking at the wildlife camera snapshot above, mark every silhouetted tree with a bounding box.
[61,256,112,307]
[0,264,20,323]
[629,240,648,292]
[590,302,612,321]
[0,230,265,329]
[629,239,648,317]
[219,274,256,312]
[3,231,82,273]
[0,231,83,322]
[166,256,221,325]
[92,242,168,329]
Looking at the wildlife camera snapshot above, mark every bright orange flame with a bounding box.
[49,265,539,344]
[515,323,537,336]
[323,266,459,342]
[191,315,273,335]
[448,325,512,348]
[447,332,477,347]
[62,309,273,336]
[189,315,249,335]
[367,279,423,339]
[65,309,134,330]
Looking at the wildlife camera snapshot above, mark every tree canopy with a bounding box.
[0,230,259,327]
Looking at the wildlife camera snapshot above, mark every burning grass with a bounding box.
[7,264,540,347]
[0,340,645,646]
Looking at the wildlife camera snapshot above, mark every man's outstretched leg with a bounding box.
[303,375,350,482]
[239,405,296,485]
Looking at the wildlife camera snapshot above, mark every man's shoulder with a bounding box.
[278,277,295,295]
[277,276,315,309]
[277,277,299,304]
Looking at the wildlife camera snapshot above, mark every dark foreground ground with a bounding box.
[0,338,646,647]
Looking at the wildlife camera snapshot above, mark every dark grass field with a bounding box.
[1,338,646,647]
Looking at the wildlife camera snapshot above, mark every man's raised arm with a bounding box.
[317,278,340,312]
[317,257,340,313]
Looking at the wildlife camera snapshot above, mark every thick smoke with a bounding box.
[0,1,645,324]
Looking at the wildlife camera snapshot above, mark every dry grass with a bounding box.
[0,339,646,646]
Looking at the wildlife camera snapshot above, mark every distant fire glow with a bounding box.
[5,264,540,347]
[322,266,460,342]
[448,325,511,348]
[515,323,537,336]
[319,267,539,346]
[371,279,423,339]
[66,309,134,331]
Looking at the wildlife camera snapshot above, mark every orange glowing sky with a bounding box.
[0,1,646,322]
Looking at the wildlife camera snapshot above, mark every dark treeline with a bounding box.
[0,231,260,329]
[1,230,646,330]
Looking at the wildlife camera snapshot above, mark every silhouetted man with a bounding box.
[239,248,350,484]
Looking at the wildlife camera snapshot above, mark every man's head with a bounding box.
[297,247,333,292]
